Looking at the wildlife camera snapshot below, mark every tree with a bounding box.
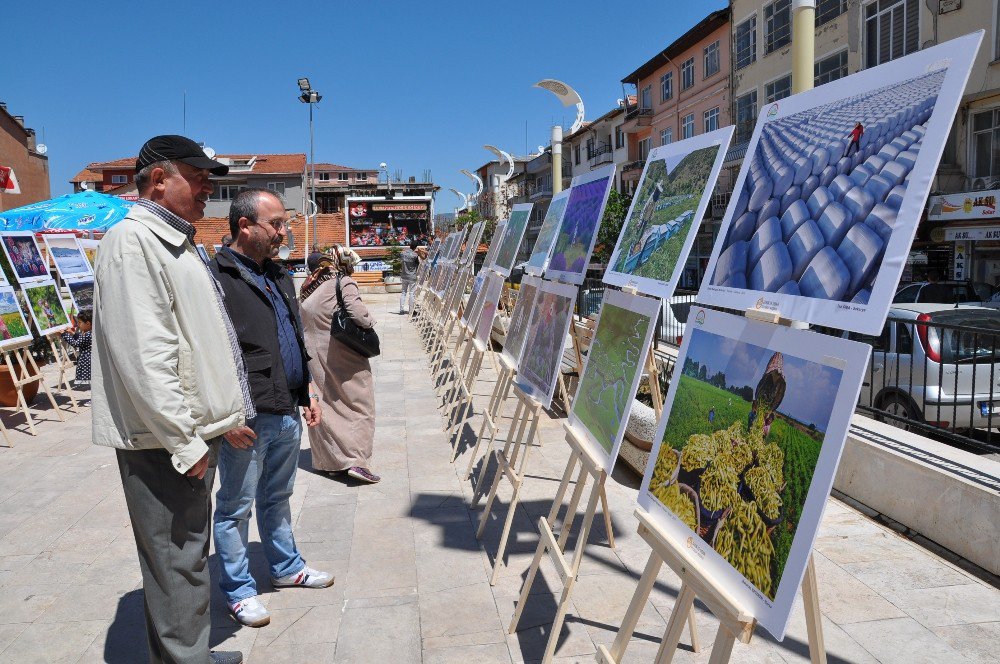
[384,246,403,276]
[593,188,633,265]
[698,365,708,381]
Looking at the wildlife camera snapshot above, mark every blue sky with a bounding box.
[3,0,725,213]
[686,328,843,432]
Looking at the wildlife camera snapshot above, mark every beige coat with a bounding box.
[91,208,247,474]
[300,275,376,471]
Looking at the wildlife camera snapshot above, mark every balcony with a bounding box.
[621,160,644,182]
[588,143,614,168]
[622,107,653,134]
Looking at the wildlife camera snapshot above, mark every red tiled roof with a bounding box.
[71,153,307,184]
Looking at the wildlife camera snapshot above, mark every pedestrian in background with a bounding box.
[211,189,332,629]
[299,246,380,483]
[91,135,252,664]
[399,238,421,313]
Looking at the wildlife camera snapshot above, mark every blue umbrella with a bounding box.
[0,191,134,233]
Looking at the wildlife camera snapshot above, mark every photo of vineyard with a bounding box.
[647,327,843,600]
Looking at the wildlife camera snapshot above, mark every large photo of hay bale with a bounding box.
[638,307,868,639]
[699,33,982,334]
[605,127,732,299]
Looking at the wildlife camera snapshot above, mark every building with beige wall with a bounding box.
[0,103,49,211]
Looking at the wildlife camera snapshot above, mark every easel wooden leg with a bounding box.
[25,348,64,422]
[8,350,36,434]
[465,364,512,481]
[802,556,827,664]
[705,624,738,664]
[654,583,698,664]
[598,551,664,663]
[599,486,616,550]
[48,337,77,413]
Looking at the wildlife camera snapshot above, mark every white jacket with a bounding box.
[91,205,246,473]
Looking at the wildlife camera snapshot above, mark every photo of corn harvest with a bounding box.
[647,327,843,600]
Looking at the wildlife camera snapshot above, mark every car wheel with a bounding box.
[876,393,921,432]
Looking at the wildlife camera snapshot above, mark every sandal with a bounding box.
[347,466,381,483]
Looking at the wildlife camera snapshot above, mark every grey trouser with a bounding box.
[117,446,217,664]
[400,280,416,312]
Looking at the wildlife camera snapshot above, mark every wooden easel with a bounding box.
[47,334,78,412]
[506,423,622,663]
[0,339,64,440]
[445,333,492,463]
[465,351,518,486]
[595,508,825,664]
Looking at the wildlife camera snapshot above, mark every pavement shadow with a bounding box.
[104,589,148,663]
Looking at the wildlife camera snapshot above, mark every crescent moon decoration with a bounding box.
[460,169,484,198]
[533,78,586,134]
[449,188,469,213]
[483,145,516,183]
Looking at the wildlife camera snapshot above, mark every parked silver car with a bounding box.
[848,303,1000,431]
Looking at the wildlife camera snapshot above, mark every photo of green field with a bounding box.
[647,327,843,600]
[0,290,31,344]
[572,301,654,454]
[612,145,719,281]
[24,283,70,334]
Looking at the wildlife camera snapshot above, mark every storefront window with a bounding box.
[348,200,431,247]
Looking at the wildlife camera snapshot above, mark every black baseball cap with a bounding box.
[135,135,229,175]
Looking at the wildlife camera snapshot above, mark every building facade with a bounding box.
[0,103,50,211]
[564,103,630,194]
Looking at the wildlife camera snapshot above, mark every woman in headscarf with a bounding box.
[299,246,380,483]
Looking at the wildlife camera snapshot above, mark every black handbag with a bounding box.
[331,273,380,358]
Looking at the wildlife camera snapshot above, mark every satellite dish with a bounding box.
[36,144,48,155]
[277,245,291,260]
[80,182,89,190]
[203,146,217,159]
[537,145,545,154]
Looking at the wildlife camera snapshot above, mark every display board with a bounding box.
[428,238,442,268]
[568,289,661,473]
[605,127,733,299]
[23,280,71,335]
[501,275,541,365]
[514,279,577,407]
[65,276,94,312]
[0,286,33,348]
[0,232,47,285]
[698,32,982,335]
[524,190,570,277]
[637,307,868,639]
[77,238,99,272]
[545,164,616,285]
[445,229,465,261]
[481,220,508,271]
[492,203,534,277]
[462,273,486,326]
[43,234,93,280]
[474,271,505,345]
[460,221,486,265]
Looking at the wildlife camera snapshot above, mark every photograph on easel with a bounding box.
[0,287,33,347]
[0,232,47,285]
[545,164,616,285]
[501,275,541,365]
[698,32,982,335]
[568,289,660,473]
[43,234,93,280]
[23,280,71,335]
[491,203,533,277]
[474,272,504,345]
[481,220,508,271]
[605,127,733,299]
[65,276,94,312]
[77,238,99,272]
[461,273,486,326]
[638,307,869,639]
[514,279,577,407]
[523,191,569,277]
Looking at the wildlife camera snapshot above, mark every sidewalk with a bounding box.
[0,293,995,663]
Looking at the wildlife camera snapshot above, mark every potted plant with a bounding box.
[383,246,403,293]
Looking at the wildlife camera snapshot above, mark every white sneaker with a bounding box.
[229,596,270,628]
[272,565,335,589]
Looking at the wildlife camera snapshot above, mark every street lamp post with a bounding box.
[791,1,816,94]
[534,80,585,195]
[298,77,322,251]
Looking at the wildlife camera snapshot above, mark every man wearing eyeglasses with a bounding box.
[210,188,330,629]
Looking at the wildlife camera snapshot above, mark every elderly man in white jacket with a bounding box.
[91,135,255,664]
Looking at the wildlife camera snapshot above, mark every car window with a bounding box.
[894,284,920,303]
[849,323,890,352]
[895,322,913,354]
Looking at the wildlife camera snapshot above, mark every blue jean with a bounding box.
[213,413,305,602]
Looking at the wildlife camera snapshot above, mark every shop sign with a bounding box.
[953,241,969,281]
[358,259,390,272]
[944,226,1000,241]
[371,203,426,212]
[928,190,999,221]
